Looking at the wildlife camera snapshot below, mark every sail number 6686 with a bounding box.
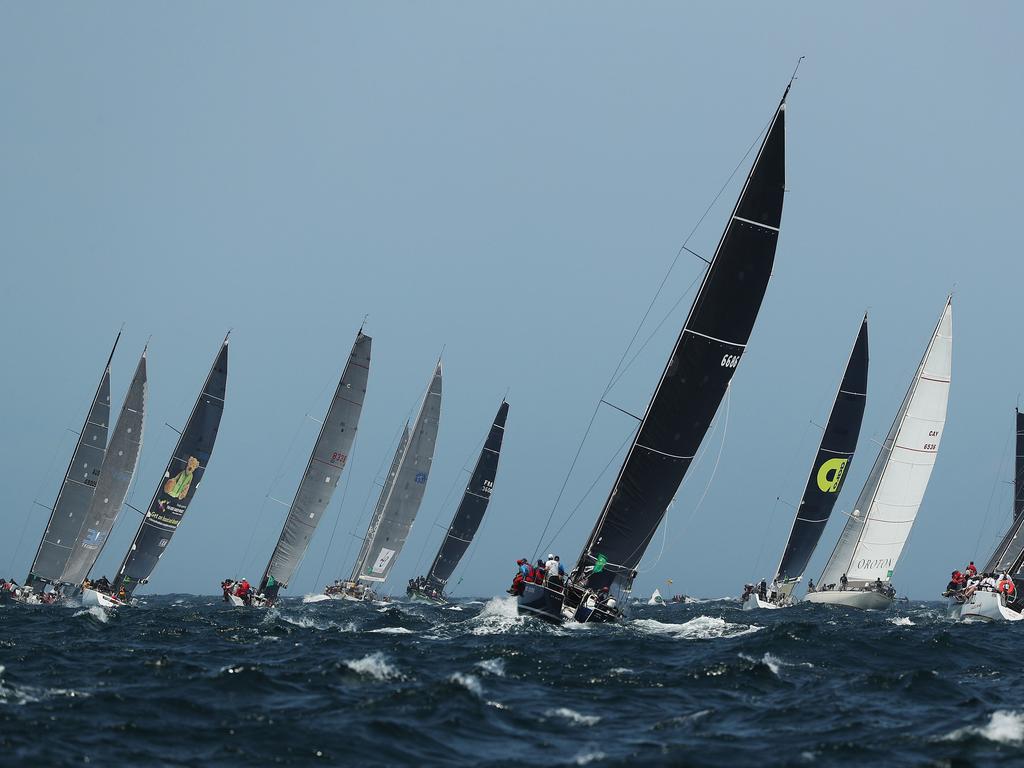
[720,354,740,368]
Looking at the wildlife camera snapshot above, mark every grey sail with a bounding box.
[260,331,371,598]
[27,334,118,590]
[61,348,147,587]
[353,362,442,584]
[349,425,410,582]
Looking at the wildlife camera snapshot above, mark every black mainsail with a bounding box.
[112,336,228,599]
[983,410,1024,574]
[412,400,508,599]
[773,317,868,597]
[258,331,371,601]
[27,334,118,592]
[572,88,788,597]
[61,347,148,588]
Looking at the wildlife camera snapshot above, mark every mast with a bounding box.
[773,316,868,598]
[424,399,509,590]
[27,332,118,590]
[982,410,1024,574]
[352,361,442,584]
[112,335,229,598]
[574,86,788,593]
[61,346,148,587]
[818,297,952,588]
[259,331,371,594]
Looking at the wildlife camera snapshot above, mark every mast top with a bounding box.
[781,56,805,106]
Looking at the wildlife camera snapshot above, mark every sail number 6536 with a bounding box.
[720,354,740,368]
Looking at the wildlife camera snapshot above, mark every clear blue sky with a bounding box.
[1,4,1020,599]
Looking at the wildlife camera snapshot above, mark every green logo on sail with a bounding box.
[886,570,893,579]
[593,554,607,573]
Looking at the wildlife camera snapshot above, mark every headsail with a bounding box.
[774,317,868,597]
[982,410,1024,574]
[350,425,410,581]
[27,334,118,590]
[575,89,788,592]
[818,298,952,588]
[424,400,508,590]
[260,331,371,596]
[60,348,147,587]
[112,336,228,598]
[352,361,442,584]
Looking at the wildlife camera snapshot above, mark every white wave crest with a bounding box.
[443,605,463,611]
[369,626,414,634]
[73,606,110,623]
[344,653,401,681]
[470,596,525,635]
[0,666,89,706]
[739,652,813,676]
[302,593,331,604]
[943,710,1024,745]
[476,658,506,677]
[572,749,606,765]
[888,616,914,626]
[634,616,763,640]
[275,613,356,632]
[449,672,483,697]
[547,707,600,726]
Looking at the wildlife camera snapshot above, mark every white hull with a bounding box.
[226,593,245,607]
[741,594,780,611]
[959,590,1024,622]
[81,588,126,609]
[803,589,893,610]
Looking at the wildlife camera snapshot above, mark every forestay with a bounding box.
[354,362,442,584]
[818,298,952,588]
[61,348,147,587]
[113,337,228,598]
[425,399,508,589]
[27,334,117,590]
[260,331,371,593]
[774,317,868,596]
[575,89,788,592]
[982,410,1024,574]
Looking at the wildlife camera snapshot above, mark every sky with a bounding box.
[0,4,1021,600]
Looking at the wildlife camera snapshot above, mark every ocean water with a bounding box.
[1,595,1021,767]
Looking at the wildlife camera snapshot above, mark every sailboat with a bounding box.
[324,361,442,602]
[741,317,868,610]
[83,335,228,608]
[225,331,370,607]
[952,410,1024,622]
[18,333,119,603]
[805,298,952,610]
[516,83,788,624]
[62,347,147,593]
[407,399,509,605]
[647,589,665,606]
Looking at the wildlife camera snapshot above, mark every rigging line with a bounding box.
[410,434,485,577]
[974,427,1013,563]
[307,431,361,593]
[530,110,775,562]
[12,427,76,572]
[233,406,311,577]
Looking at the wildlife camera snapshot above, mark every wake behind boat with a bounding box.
[806,298,952,611]
[512,79,789,625]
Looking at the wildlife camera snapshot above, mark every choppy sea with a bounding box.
[1,595,1021,767]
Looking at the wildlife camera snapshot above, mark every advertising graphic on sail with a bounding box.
[149,455,203,529]
[371,548,396,574]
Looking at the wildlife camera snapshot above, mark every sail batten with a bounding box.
[773,317,869,597]
[260,332,371,595]
[112,337,228,598]
[574,91,788,592]
[818,299,952,588]
[60,350,147,587]
[27,334,119,589]
[424,400,508,590]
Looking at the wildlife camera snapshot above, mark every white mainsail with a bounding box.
[818,297,952,588]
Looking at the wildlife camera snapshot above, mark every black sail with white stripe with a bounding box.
[425,400,509,590]
[575,90,787,592]
[774,317,868,596]
[113,336,228,598]
[27,334,117,591]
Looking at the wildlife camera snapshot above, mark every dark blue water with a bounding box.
[1,595,1020,767]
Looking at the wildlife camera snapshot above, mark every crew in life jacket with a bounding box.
[966,561,978,578]
[998,574,1016,600]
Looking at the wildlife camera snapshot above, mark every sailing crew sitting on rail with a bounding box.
[118,586,127,602]
[873,577,884,592]
[769,579,779,600]
[221,579,235,601]
[93,576,111,594]
[235,578,252,602]
[966,561,978,578]
[807,579,816,593]
[741,584,754,601]
[534,560,547,582]
[839,574,849,591]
